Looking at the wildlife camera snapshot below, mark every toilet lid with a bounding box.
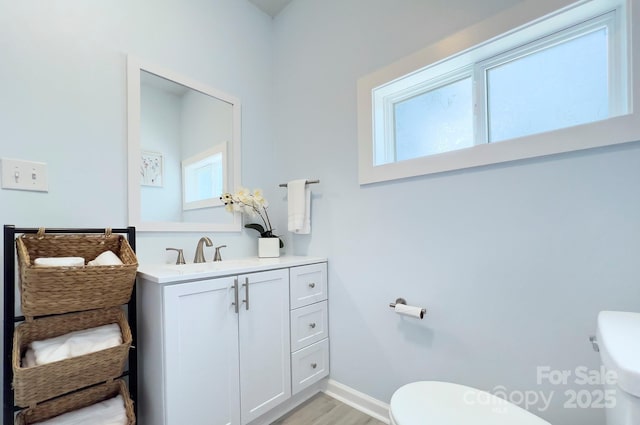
[390,381,550,425]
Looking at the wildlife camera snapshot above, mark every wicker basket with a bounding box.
[16,228,138,317]
[15,379,135,424]
[13,307,132,407]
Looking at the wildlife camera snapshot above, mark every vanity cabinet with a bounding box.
[237,270,291,423]
[289,263,330,395]
[163,276,240,425]
[138,268,291,425]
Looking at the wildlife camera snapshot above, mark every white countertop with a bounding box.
[137,255,327,283]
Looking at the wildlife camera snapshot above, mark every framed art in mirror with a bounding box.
[141,151,163,187]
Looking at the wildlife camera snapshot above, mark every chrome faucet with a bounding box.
[194,237,213,263]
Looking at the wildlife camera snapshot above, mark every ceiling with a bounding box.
[248,0,294,17]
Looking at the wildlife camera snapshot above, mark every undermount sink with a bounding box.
[136,255,327,284]
[164,258,268,273]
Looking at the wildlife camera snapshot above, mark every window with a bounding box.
[390,72,473,163]
[358,0,639,184]
[182,143,227,210]
[481,16,612,143]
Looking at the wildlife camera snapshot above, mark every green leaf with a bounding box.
[245,223,265,234]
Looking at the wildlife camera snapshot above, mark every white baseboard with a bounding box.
[322,379,390,424]
[248,379,391,425]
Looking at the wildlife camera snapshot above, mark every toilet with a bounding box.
[390,311,640,425]
[389,381,550,425]
[596,311,640,425]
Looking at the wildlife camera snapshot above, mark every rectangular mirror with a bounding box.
[127,56,242,231]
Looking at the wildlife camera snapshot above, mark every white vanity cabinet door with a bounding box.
[163,277,241,425]
[238,269,291,424]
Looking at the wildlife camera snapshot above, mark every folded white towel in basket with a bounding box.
[34,257,85,267]
[87,251,123,266]
[33,394,127,425]
[27,323,122,366]
[22,348,37,368]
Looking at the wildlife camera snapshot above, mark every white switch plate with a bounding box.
[1,158,49,192]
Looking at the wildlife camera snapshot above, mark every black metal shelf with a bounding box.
[2,225,138,424]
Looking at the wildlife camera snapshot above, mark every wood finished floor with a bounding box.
[271,393,386,425]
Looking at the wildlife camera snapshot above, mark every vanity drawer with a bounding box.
[290,301,328,352]
[291,338,329,395]
[290,263,327,309]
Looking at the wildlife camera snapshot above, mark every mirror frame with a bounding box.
[127,55,242,232]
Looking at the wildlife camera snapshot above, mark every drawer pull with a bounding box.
[311,362,317,369]
[309,322,316,329]
[232,278,239,314]
[242,277,249,311]
[308,282,316,288]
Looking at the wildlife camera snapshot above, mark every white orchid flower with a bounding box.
[222,187,278,246]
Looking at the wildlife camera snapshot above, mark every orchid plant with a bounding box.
[221,188,284,248]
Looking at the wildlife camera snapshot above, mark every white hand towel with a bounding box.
[67,324,122,357]
[30,324,122,365]
[34,394,127,425]
[30,334,72,365]
[287,179,311,234]
[22,348,37,368]
[34,257,85,267]
[88,251,123,266]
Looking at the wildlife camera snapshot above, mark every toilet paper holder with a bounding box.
[389,298,427,316]
[389,298,407,308]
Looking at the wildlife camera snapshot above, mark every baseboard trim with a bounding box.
[322,379,390,424]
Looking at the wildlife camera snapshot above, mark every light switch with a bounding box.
[1,158,48,192]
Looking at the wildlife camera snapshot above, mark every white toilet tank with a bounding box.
[597,311,640,425]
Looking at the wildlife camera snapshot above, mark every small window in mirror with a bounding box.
[182,143,226,211]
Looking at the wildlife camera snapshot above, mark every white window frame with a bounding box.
[357,0,639,185]
[478,11,622,143]
[181,143,227,211]
[375,66,474,164]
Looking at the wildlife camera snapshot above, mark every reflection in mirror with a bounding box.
[127,56,241,231]
[182,143,226,211]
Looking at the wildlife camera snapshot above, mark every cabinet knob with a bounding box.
[309,322,316,329]
[311,362,317,369]
[308,282,316,288]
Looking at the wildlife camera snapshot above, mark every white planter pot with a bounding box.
[258,238,280,258]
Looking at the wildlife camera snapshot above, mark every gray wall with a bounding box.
[271,1,640,425]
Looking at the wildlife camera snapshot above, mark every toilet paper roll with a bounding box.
[394,303,425,319]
